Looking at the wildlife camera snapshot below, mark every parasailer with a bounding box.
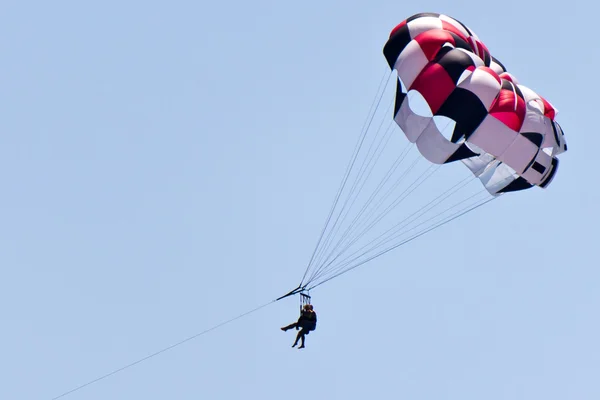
[281,303,317,349]
[277,11,567,329]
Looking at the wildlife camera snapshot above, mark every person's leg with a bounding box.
[297,329,308,348]
[292,328,305,347]
[281,322,298,331]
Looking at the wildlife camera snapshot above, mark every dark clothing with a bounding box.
[281,310,317,348]
[303,311,317,331]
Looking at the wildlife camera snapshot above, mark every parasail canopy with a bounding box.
[383,12,567,195]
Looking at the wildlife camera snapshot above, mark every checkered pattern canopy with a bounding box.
[383,12,567,195]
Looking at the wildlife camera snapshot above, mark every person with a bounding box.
[281,304,317,349]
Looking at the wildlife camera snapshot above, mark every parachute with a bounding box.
[280,12,567,299]
[383,12,566,195]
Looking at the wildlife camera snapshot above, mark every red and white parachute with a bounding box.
[383,12,567,195]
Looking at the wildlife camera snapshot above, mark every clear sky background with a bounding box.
[2,1,598,399]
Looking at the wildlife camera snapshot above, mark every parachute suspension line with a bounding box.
[309,113,396,273]
[309,193,489,289]
[300,65,497,290]
[344,151,424,236]
[305,139,413,283]
[302,96,468,285]
[302,68,391,277]
[305,84,398,283]
[340,139,413,233]
[307,194,498,291]
[305,90,428,285]
[300,68,393,285]
[318,157,439,266]
[306,95,457,284]
[305,157,421,284]
[371,189,490,253]
[306,155,430,284]
[308,93,396,256]
[308,87,449,265]
[306,160,442,285]
[314,181,485,284]
[321,190,493,283]
[313,176,482,283]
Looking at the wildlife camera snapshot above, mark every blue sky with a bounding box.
[2,1,598,399]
